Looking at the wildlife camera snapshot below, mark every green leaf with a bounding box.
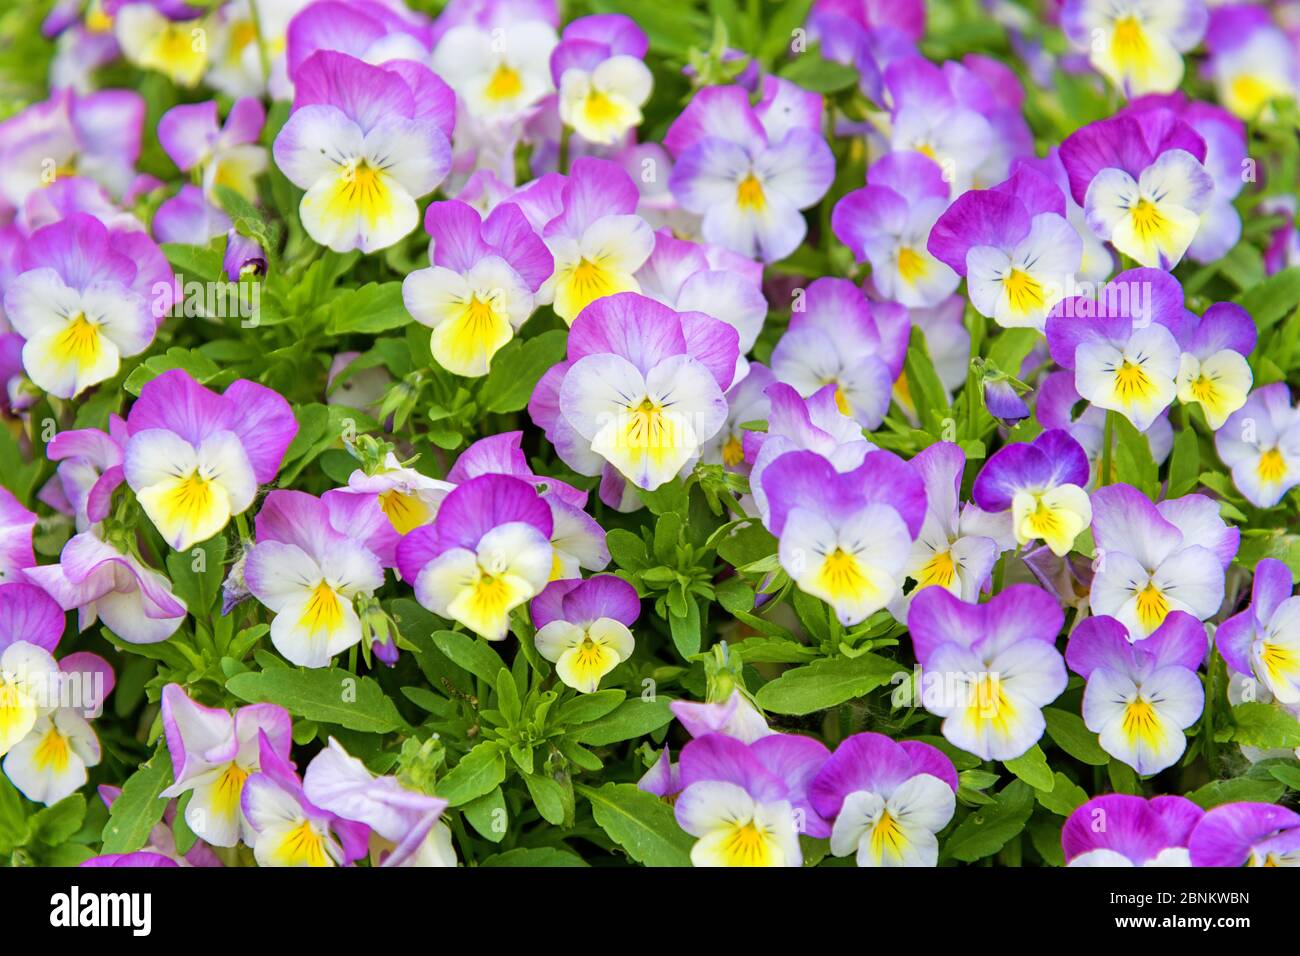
[572,697,674,746]
[579,783,694,867]
[556,689,626,726]
[165,534,227,618]
[1167,427,1201,498]
[1034,773,1089,817]
[778,48,859,92]
[480,330,568,413]
[901,326,952,429]
[1043,707,1109,766]
[495,667,521,725]
[0,774,29,853]
[1235,266,1300,332]
[435,742,507,807]
[755,652,901,715]
[523,772,569,826]
[942,780,1035,863]
[101,747,173,855]
[669,598,702,658]
[462,786,508,843]
[225,667,405,733]
[480,846,588,867]
[30,794,87,845]
[1113,413,1158,497]
[327,281,410,334]
[1231,702,1300,749]
[1003,745,1055,792]
[431,630,508,686]
[1188,777,1287,809]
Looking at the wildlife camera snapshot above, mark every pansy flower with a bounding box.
[530,575,639,693]
[208,0,311,99]
[1188,802,1300,867]
[396,475,554,641]
[635,229,767,365]
[670,690,773,744]
[972,428,1093,557]
[430,10,557,121]
[26,531,187,645]
[344,452,454,536]
[0,583,65,761]
[809,732,957,868]
[1062,794,1203,866]
[272,50,454,253]
[1088,483,1238,638]
[40,418,126,531]
[535,159,654,324]
[113,5,209,87]
[895,441,1004,612]
[552,14,651,146]
[447,431,606,580]
[4,213,161,399]
[304,737,454,868]
[244,491,387,668]
[1214,384,1300,509]
[1045,268,1187,433]
[285,0,433,88]
[674,732,830,866]
[1217,558,1300,706]
[242,731,369,867]
[928,165,1081,330]
[1067,611,1206,775]
[909,584,1068,761]
[1060,0,1208,96]
[157,97,267,205]
[703,363,774,471]
[403,199,553,376]
[1174,302,1255,430]
[1059,110,1211,269]
[122,369,297,551]
[761,449,926,626]
[745,382,875,523]
[159,683,293,848]
[770,278,909,430]
[4,652,113,806]
[532,292,737,495]
[0,488,37,583]
[665,81,834,262]
[1203,5,1300,121]
[832,152,959,308]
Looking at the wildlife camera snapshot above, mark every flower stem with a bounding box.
[1099,409,1116,486]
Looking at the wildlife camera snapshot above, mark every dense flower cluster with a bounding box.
[0,0,1297,869]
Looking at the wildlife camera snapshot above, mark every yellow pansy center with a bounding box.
[213,762,250,816]
[719,820,775,867]
[54,313,102,369]
[736,173,766,212]
[721,434,745,468]
[1260,642,1297,683]
[972,673,1011,722]
[300,582,344,635]
[156,472,216,529]
[918,549,957,589]
[1129,198,1168,242]
[582,89,622,125]
[1257,448,1286,484]
[817,548,871,602]
[33,725,71,773]
[327,160,393,228]
[1134,582,1169,631]
[1004,268,1044,314]
[622,397,678,461]
[869,810,906,861]
[1121,696,1160,746]
[379,489,431,534]
[567,257,619,303]
[276,819,331,867]
[485,63,523,102]
[1114,360,1155,402]
[896,246,929,283]
[1110,15,1150,67]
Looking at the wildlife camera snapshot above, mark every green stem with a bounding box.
[557,126,572,176]
[247,0,273,87]
[1099,409,1116,486]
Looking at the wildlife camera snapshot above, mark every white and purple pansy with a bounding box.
[1187,802,1300,867]
[1060,0,1208,97]
[1216,558,1300,706]
[1214,383,1300,509]
[551,13,651,146]
[1174,301,1255,430]
[1062,794,1203,866]
[530,574,640,693]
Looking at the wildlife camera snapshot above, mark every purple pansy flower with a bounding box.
[929,165,1081,330]
[665,80,834,262]
[272,50,454,253]
[244,491,388,668]
[1088,483,1238,638]
[157,97,267,205]
[122,369,297,551]
[530,575,640,692]
[1174,302,1255,430]
[1217,558,1300,706]
[552,14,651,146]
[158,683,293,848]
[1203,4,1300,121]
[402,199,553,376]
[1067,611,1206,775]
[1062,794,1203,866]
[1058,109,1212,269]
[1060,0,1208,97]
[761,448,925,626]
[0,487,37,582]
[1188,801,1300,867]
[670,689,773,745]
[833,152,958,309]
[809,732,957,867]
[1215,383,1300,508]
[908,584,1068,760]
[770,278,908,430]
[972,428,1093,556]
[702,363,774,472]
[430,3,557,122]
[1045,268,1187,432]
[396,475,554,641]
[41,418,127,530]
